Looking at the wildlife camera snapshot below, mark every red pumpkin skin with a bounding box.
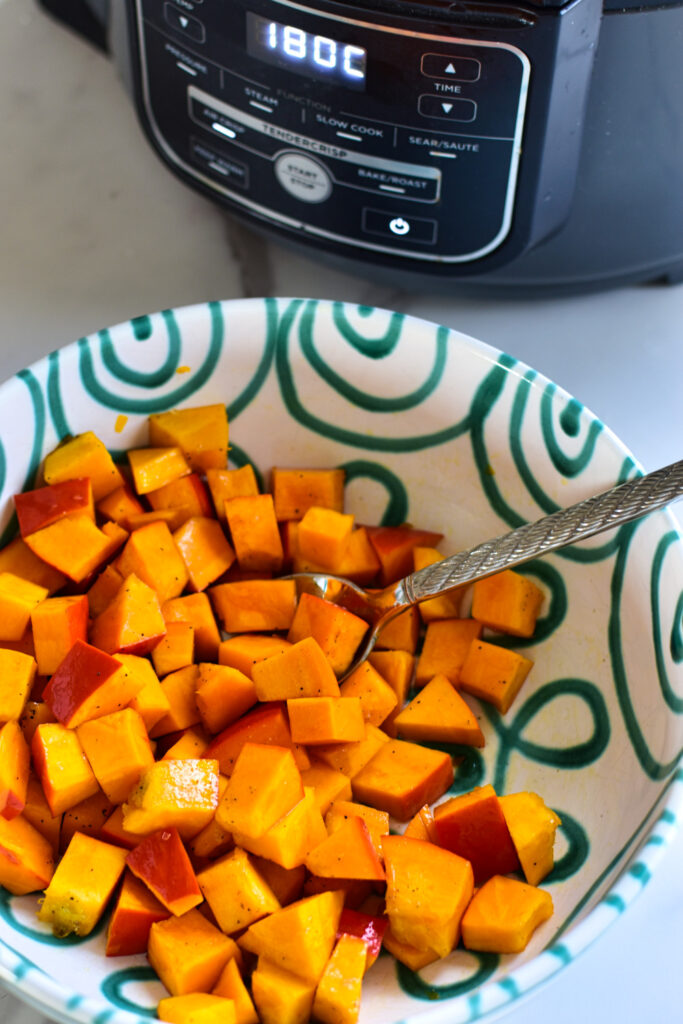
[42,640,122,726]
[125,828,202,914]
[14,479,93,537]
[337,908,388,964]
[434,791,521,886]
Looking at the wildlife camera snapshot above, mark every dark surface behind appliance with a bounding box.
[39,0,683,295]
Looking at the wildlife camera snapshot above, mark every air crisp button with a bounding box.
[421,53,481,82]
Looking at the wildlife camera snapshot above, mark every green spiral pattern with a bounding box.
[0,298,681,1024]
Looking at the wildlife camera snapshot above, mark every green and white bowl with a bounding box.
[0,298,681,1024]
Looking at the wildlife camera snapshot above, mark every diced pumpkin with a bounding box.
[366,525,444,585]
[158,994,237,1024]
[90,572,167,656]
[332,527,381,585]
[43,639,142,728]
[117,653,172,732]
[498,791,562,886]
[412,546,464,621]
[0,572,48,642]
[0,536,67,594]
[148,404,229,473]
[0,648,37,722]
[148,907,241,996]
[381,924,441,971]
[196,663,257,735]
[173,517,236,592]
[372,606,420,654]
[30,595,89,675]
[459,640,534,714]
[351,738,454,821]
[162,726,210,761]
[218,635,292,677]
[252,636,340,701]
[128,447,191,494]
[251,959,316,1024]
[461,874,554,953]
[96,484,145,527]
[305,817,385,881]
[148,473,213,523]
[24,516,115,583]
[296,507,355,572]
[225,494,283,573]
[31,722,99,816]
[76,707,155,804]
[149,664,202,737]
[433,784,521,885]
[203,704,307,777]
[312,933,367,1024]
[0,712,30,816]
[324,801,389,856]
[367,649,415,738]
[392,672,485,746]
[231,788,327,871]
[239,890,345,984]
[313,724,389,779]
[14,478,94,537]
[287,697,365,745]
[122,758,220,838]
[211,579,297,633]
[38,832,127,936]
[212,957,258,1024]
[215,742,303,839]
[300,761,353,815]
[197,845,281,934]
[163,592,221,661]
[339,661,397,727]
[126,827,203,915]
[471,569,544,638]
[0,811,55,895]
[43,431,124,500]
[117,520,189,603]
[271,468,345,522]
[286,593,368,678]
[415,617,483,686]
[337,908,387,971]
[382,834,473,957]
[151,621,195,677]
[87,564,125,618]
[106,870,170,956]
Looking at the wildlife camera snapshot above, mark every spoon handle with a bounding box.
[402,458,683,603]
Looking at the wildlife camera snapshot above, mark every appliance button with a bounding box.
[421,54,481,83]
[418,95,477,123]
[190,139,249,188]
[362,208,438,245]
[275,152,333,204]
[163,3,206,43]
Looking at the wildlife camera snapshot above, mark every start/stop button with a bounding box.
[274,151,333,203]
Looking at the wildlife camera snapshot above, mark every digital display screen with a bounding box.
[246,13,367,91]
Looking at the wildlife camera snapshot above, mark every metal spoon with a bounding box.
[288,459,683,679]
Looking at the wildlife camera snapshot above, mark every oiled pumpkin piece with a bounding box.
[90,573,167,657]
[392,672,485,747]
[350,738,454,821]
[30,594,89,676]
[252,637,340,701]
[0,719,30,819]
[461,874,554,953]
[381,923,440,972]
[225,494,284,574]
[148,907,240,996]
[338,661,397,727]
[151,621,195,677]
[287,593,368,677]
[305,817,386,882]
[76,707,155,804]
[471,569,544,638]
[158,993,237,1024]
[415,618,483,686]
[287,697,365,745]
[38,832,127,937]
[324,801,389,856]
[43,430,124,500]
[313,724,389,779]
[498,791,562,885]
[239,890,345,985]
[212,957,258,1024]
[173,517,236,593]
[300,760,353,815]
[412,546,464,622]
[117,520,189,603]
[197,846,280,934]
[195,663,257,735]
[0,572,48,642]
[126,827,202,916]
[148,404,229,474]
[215,742,303,839]
[433,783,521,885]
[296,507,355,572]
[122,757,219,839]
[312,933,367,1024]
[163,592,222,662]
[459,640,534,714]
[105,870,170,957]
[381,834,473,958]
[31,722,99,817]
[0,813,54,895]
[207,465,259,523]
[271,468,345,522]
[230,787,327,871]
[203,704,308,777]
[210,579,297,633]
[251,958,316,1024]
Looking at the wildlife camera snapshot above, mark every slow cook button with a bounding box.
[164,2,206,43]
[418,95,477,123]
[275,152,333,203]
[421,53,481,83]
[362,208,438,245]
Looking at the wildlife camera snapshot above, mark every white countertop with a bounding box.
[1,2,682,1022]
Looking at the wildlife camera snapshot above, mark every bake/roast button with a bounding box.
[274,152,333,203]
[418,95,477,123]
[361,208,438,245]
[421,54,481,82]
[164,3,206,43]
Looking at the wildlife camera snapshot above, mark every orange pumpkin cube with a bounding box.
[148,664,201,737]
[43,431,124,500]
[148,908,240,996]
[332,526,381,585]
[148,472,213,522]
[76,707,155,804]
[216,742,303,839]
[415,617,483,686]
[206,465,259,522]
[30,594,89,676]
[373,606,420,654]
[43,639,142,728]
[174,517,236,592]
[366,525,444,585]
[96,484,145,526]
[126,827,203,916]
[305,817,385,881]
[122,757,219,838]
[225,494,283,573]
[412,546,464,621]
[203,704,306,777]
[251,959,315,1024]
[161,726,210,761]
[38,832,127,936]
[0,720,30,819]
[296,506,354,572]
[128,446,191,495]
[197,845,281,934]
[0,536,67,594]
[0,572,48,641]
[393,672,485,747]
[324,801,389,856]
[461,874,554,953]
[0,648,37,722]
[87,564,125,618]
[0,812,55,895]
[351,738,454,821]
[300,761,353,815]
[31,722,100,816]
[312,933,366,1024]
[24,516,115,583]
[117,653,171,732]
[163,592,221,662]
[313,724,389,779]
[287,593,368,677]
[339,661,397,727]
[218,634,291,677]
[287,697,365,745]
[151,621,195,677]
[148,404,229,473]
[471,569,544,638]
[211,579,297,633]
[271,468,345,522]
[117,520,189,603]
[19,700,56,747]
[106,869,170,956]
[231,788,327,871]
[195,663,257,735]
[211,958,258,1024]
[252,636,340,701]
[433,784,521,885]
[14,478,94,537]
[460,639,534,713]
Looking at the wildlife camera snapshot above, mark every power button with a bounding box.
[362,208,438,245]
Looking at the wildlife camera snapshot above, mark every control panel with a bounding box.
[131,0,530,262]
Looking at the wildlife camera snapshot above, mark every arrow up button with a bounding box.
[421,53,481,82]
[164,3,206,43]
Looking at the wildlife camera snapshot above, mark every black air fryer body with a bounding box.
[41,0,683,294]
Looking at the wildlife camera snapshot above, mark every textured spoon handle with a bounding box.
[404,459,683,603]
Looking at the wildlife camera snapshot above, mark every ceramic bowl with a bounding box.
[0,298,682,1024]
